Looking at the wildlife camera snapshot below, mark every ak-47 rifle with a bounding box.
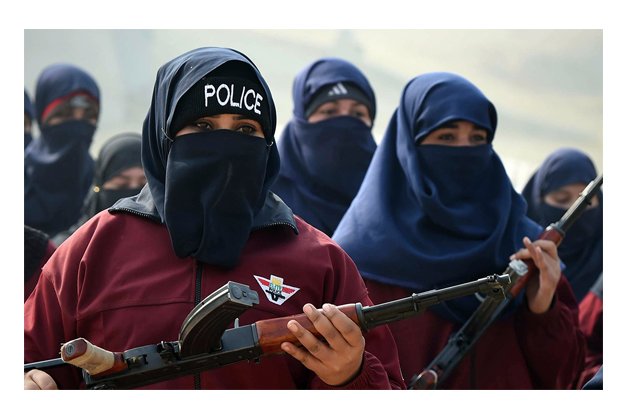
[409,174,603,390]
[24,274,511,389]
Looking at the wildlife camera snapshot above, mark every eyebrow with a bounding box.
[233,115,262,125]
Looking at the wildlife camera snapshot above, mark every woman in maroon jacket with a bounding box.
[24,47,404,390]
[333,72,585,389]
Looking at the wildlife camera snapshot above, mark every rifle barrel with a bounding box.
[24,274,510,389]
[24,357,66,371]
[360,274,509,330]
[556,174,603,233]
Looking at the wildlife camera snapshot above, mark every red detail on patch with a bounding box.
[257,278,270,286]
[281,286,295,294]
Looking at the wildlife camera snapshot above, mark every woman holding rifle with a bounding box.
[24,47,403,390]
[333,72,586,389]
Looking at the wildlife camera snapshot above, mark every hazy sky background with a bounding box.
[24,29,602,190]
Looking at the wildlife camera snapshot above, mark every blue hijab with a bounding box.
[333,72,542,323]
[24,89,35,149]
[271,58,377,235]
[111,47,296,268]
[24,63,99,236]
[522,148,602,300]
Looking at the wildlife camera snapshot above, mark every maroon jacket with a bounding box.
[24,211,404,389]
[24,240,55,302]
[576,275,602,388]
[365,276,586,389]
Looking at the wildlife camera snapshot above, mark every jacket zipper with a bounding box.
[109,207,160,221]
[193,261,203,390]
[252,221,298,232]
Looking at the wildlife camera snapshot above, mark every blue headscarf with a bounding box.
[522,148,602,300]
[24,89,35,149]
[24,63,99,236]
[111,47,296,268]
[333,72,542,323]
[271,58,377,236]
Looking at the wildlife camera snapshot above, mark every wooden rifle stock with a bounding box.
[24,274,509,389]
[61,338,128,376]
[255,304,358,354]
[409,174,603,390]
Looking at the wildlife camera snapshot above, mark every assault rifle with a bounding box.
[409,174,603,390]
[24,274,510,389]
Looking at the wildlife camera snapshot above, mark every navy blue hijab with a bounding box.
[333,72,542,323]
[24,63,99,236]
[271,58,377,236]
[24,89,35,149]
[112,47,295,268]
[522,148,602,300]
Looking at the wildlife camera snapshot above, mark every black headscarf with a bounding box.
[85,132,143,217]
[111,47,296,268]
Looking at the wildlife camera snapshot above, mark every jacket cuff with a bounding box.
[310,351,392,390]
[520,294,562,329]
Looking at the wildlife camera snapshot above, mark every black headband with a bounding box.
[171,76,271,138]
[304,82,373,119]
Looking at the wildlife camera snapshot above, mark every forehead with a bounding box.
[546,182,588,194]
[115,166,145,177]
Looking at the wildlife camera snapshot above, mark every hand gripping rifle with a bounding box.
[24,274,511,389]
[409,174,603,390]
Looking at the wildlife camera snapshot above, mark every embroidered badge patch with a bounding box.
[254,275,300,305]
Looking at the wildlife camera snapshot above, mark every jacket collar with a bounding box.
[109,185,298,233]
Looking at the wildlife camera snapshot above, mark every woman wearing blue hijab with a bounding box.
[333,72,585,389]
[522,148,602,301]
[271,58,377,236]
[24,63,100,237]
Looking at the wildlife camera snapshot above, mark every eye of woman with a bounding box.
[194,121,213,130]
[471,133,487,143]
[51,105,74,120]
[437,132,455,141]
[554,194,573,205]
[545,190,574,207]
[350,104,371,123]
[317,102,338,116]
[236,123,259,135]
